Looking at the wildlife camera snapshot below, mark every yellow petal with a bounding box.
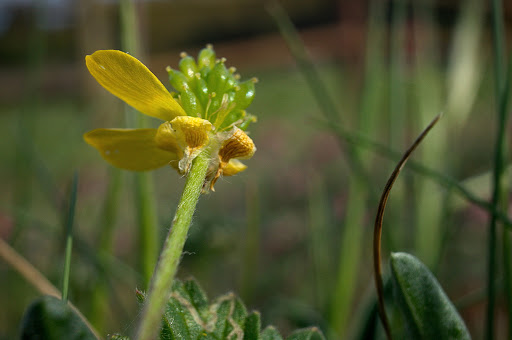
[155,117,213,174]
[84,128,178,171]
[155,122,182,155]
[86,50,186,121]
[222,159,247,176]
[171,116,213,149]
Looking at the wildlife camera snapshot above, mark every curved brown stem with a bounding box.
[373,113,442,340]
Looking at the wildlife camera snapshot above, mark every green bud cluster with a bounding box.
[167,45,257,132]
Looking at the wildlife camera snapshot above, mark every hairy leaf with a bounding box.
[390,252,471,339]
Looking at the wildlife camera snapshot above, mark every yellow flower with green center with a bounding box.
[84,45,257,191]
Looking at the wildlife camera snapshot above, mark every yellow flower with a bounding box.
[84,47,257,191]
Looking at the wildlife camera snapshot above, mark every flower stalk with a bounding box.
[83,46,258,337]
[135,147,211,340]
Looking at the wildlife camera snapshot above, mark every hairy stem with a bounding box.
[135,148,210,340]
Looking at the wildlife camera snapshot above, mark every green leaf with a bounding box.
[285,327,326,340]
[261,326,284,340]
[183,278,209,312]
[211,294,247,339]
[116,279,324,340]
[20,295,96,340]
[161,297,191,340]
[243,311,261,340]
[390,252,471,339]
[232,297,249,327]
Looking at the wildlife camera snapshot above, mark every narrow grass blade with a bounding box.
[267,4,374,336]
[266,1,372,189]
[119,0,159,287]
[330,0,385,335]
[62,172,78,303]
[410,0,446,270]
[486,0,510,337]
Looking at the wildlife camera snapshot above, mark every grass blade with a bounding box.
[486,0,510,338]
[62,172,78,303]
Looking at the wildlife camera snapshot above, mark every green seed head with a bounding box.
[168,45,258,131]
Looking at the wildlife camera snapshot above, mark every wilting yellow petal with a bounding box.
[86,50,186,121]
[84,128,178,171]
[218,127,256,163]
[222,159,247,176]
[155,116,213,174]
[207,128,255,191]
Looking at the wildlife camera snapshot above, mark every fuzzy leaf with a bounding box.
[183,278,209,315]
[390,252,471,339]
[212,295,247,339]
[161,297,191,340]
[243,311,261,340]
[20,295,95,340]
[285,328,325,340]
[115,279,325,340]
[261,326,284,340]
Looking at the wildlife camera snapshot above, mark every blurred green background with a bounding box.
[1,0,511,339]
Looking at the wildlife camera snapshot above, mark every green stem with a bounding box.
[135,173,159,286]
[120,0,140,56]
[62,173,78,302]
[135,148,211,340]
[487,0,507,338]
[503,231,512,340]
